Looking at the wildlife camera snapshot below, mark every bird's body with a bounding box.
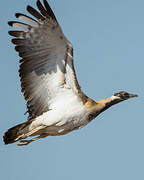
[29,91,87,135]
[3,0,137,146]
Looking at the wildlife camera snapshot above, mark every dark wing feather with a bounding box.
[43,0,57,21]
[27,5,45,21]
[9,31,23,37]
[37,0,48,17]
[15,13,38,25]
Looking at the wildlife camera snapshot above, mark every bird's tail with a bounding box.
[3,122,30,145]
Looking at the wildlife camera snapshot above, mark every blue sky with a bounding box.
[1,0,143,179]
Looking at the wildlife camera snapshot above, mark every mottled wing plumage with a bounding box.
[9,0,81,120]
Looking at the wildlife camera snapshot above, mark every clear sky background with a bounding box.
[1,0,143,179]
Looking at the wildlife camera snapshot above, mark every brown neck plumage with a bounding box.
[84,96,124,121]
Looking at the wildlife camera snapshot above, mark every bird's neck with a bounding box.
[84,95,122,120]
[95,95,123,114]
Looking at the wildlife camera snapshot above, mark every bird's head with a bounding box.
[113,91,138,101]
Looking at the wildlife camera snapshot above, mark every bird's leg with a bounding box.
[17,134,47,146]
[17,136,40,146]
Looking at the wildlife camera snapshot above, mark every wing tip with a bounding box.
[37,0,41,4]
[8,21,13,27]
[26,5,32,12]
[15,13,20,18]
[8,30,13,36]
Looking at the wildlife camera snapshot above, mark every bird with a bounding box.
[3,0,137,146]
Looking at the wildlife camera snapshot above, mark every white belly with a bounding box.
[30,91,89,135]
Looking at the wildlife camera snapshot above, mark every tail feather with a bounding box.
[3,122,30,144]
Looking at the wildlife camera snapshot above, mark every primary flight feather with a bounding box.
[3,0,137,146]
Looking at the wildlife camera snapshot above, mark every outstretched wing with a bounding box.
[9,0,81,120]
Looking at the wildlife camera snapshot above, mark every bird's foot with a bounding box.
[17,140,32,146]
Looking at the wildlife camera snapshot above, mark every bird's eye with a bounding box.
[114,91,130,99]
[122,92,129,97]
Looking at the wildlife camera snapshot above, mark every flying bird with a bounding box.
[3,0,137,146]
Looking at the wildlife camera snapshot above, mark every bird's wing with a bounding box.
[9,0,82,120]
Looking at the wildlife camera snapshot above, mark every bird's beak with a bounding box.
[129,93,138,98]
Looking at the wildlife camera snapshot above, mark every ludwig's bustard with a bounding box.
[3,0,137,146]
